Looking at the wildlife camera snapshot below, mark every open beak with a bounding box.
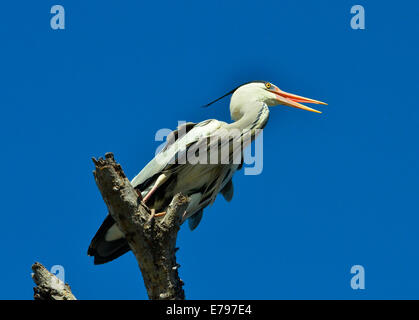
[273,87,327,114]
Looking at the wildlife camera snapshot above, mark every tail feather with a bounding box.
[88,215,130,265]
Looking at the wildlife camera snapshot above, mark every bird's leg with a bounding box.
[147,208,156,223]
[142,173,168,204]
[135,188,143,201]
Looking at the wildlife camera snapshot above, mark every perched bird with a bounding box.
[88,80,326,264]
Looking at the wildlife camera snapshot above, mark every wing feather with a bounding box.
[131,119,224,189]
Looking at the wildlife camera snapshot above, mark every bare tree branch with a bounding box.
[31,262,76,300]
[92,152,189,300]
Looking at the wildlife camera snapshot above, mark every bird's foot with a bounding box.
[148,209,166,223]
[155,211,166,218]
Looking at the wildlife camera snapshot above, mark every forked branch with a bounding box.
[92,152,189,300]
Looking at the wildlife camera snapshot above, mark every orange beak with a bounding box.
[272,87,327,114]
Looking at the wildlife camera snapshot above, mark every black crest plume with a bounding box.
[201,81,266,108]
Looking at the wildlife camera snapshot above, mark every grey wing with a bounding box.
[130,119,223,190]
[188,208,203,231]
[220,179,234,202]
[130,122,198,188]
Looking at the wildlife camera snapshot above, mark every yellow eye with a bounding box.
[265,82,271,89]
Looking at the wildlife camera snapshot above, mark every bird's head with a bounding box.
[203,80,327,120]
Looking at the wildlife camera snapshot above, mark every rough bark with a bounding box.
[92,152,189,300]
[31,262,76,300]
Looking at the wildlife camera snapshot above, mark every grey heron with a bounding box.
[88,80,326,264]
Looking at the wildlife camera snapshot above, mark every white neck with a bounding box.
[228,84,270,131]
[228,99,269,132]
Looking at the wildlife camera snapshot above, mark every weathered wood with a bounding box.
[92,152,188,300]
[31,262,76,300]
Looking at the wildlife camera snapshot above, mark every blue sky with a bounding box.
[0,1,418,299]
